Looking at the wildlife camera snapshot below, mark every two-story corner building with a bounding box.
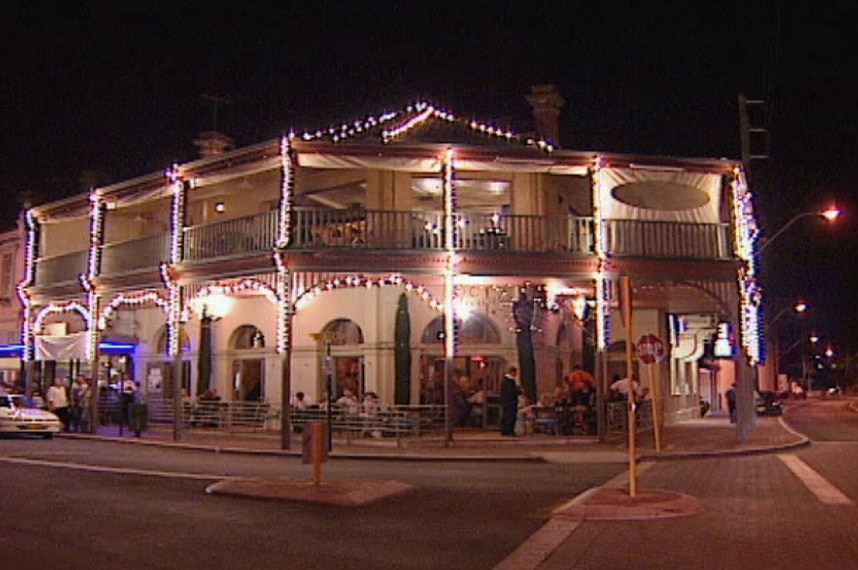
[20,87,762,433]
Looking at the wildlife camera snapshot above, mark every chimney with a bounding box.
[525,85,564,146]
[193,131,235,159]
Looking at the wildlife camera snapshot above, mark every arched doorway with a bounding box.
[147,326,191,399]
[418,313,504,404]
[229,325,266,401]
[319,319,364,399]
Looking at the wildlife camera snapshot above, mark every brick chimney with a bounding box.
[525,85,564,146]
[193,131,235,159]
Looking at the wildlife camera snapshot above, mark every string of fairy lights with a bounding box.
[164,165,186,357]
[299,102,557,152]
[730,168,763,365]
[590,155,612,352]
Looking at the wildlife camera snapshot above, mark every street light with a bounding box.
[768,301,807,328]
[803,335,821,393]
[758,206,841,255]
[766,301,808,391]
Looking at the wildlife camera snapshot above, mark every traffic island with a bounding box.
[205,477,414,506]
[553,487,704,521]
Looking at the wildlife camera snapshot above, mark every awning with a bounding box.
[35,333,88,361]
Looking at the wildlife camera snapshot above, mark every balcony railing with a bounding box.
[30,212,733,282]
[456,213,594,253]
[291,209,596,254]
[101,233,170,276]
[604,219,732,260]
[183,210,278,262]
[34,250,88,287]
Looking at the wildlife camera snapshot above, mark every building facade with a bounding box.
[20,90,762,431]
[0,221,26,385]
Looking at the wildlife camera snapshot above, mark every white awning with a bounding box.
[601,167,722,223]
[35,333,88,361]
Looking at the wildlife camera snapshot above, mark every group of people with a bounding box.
[292,388,388,437]
[504,366,599,436]
[35,377,94,433]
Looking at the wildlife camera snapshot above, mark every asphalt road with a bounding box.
[539,398,858,570]
[0,437,625,570]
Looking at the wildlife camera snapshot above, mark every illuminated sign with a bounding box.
[714,322,733,358]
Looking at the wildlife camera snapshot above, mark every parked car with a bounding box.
[755,391,783,416]
[0,394,62,438]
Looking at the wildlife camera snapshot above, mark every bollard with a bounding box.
[302,420,328,485]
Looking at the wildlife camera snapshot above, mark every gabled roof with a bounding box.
[294,102,557,153]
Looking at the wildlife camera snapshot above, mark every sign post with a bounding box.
[637,333,668,452]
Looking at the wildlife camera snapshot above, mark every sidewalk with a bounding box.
[60,412,808,462]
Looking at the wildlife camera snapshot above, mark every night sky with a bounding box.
[2,2,857,357]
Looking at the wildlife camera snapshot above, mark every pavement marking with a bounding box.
[777,454,854,505]
[493,461,656,570]
[493,511,583,570]
[0,455,225,481]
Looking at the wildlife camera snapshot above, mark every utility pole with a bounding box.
[736,94,770,441]
[738,94,770,179]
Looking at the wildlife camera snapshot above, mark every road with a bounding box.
[539,397,858,570]
[0,437,624,570]
[4,399,858,570]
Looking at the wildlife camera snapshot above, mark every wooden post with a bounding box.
[304,420,326,486]
[620,276,637,497]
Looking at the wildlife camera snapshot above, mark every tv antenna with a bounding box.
[201,94,231,131]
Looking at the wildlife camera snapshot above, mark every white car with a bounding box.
[0,394,62,438]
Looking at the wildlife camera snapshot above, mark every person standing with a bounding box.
[726,383,737,424]
[119,377,136,434]
[47,378,71,432]
[499,366,520,436]
[77,378,92,433]
[69,378,85,432]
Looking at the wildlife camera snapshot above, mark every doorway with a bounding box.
[232,359,264,401]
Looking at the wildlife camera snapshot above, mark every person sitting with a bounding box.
[292,391,311,411]
[360,392,384,437]
[569,379,596,434]
[336,388,360,415]
[609,375,642,401]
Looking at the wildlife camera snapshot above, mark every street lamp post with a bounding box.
[758,207,840,255]
[751,206,839,428]
[766,301,808,392]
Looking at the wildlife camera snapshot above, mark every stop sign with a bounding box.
[637,333,667,364]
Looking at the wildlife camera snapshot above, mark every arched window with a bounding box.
[420,313,501,344]
[155,326,191,356]
[230,325,265,349]
[322,319,364,345]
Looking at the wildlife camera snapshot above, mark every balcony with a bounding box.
[291,209,596,254]
[183,210,279,262]
[101,233,170,276]
[26,210,733,298]
[604,219,732,260]
[34,250,88,288]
